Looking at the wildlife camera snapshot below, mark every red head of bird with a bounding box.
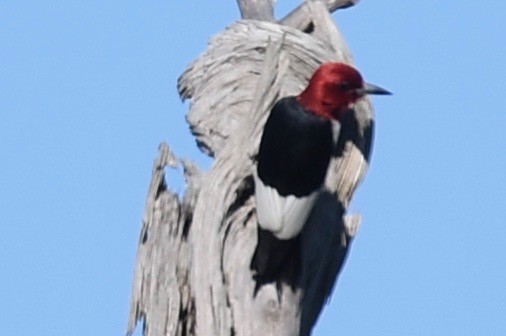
[297,62,391,121]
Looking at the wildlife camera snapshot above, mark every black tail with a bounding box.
[250,227,300,296]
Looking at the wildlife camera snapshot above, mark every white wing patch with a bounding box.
[254,172,319,240]
[331,120,341,146]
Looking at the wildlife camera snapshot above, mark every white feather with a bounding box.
[331,120,341,146]
[254,172,319,240]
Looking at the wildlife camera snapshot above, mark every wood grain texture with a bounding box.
[127,1,376,335]
[237,0,275,21]
[127,143,198,336]
[279,0,361,30]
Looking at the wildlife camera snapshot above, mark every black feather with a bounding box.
[257,96,332,197]
[251,96,334,294]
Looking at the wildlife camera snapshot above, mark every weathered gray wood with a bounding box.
[236,0,275,21]
[178,20,337,157]
[127,143,199,336]
[128,1,378,335]
[279,0,361,30]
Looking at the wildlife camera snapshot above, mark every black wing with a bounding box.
[257,96,333,197]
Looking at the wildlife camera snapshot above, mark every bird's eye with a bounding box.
[338,81,350,91]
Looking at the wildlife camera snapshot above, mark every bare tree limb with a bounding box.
[279,0,361,30]
[127,143,198,336]
[128,1,377,335]
[189,37,291,336]
[236,0,275,21]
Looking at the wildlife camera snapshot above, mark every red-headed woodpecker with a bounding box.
[251,62,391,288]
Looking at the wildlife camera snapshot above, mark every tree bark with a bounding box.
[127,1,375,335]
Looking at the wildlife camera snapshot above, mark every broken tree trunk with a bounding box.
[127,1,375,335]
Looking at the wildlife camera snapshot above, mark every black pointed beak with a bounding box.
[356,82,392,96]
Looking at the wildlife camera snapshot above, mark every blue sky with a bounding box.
[1,1,505,335]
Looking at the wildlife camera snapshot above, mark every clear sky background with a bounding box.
[1,1,505,335]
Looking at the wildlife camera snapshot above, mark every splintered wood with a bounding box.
[127,2,374,335]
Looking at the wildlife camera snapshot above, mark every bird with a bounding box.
[251,62,391,291]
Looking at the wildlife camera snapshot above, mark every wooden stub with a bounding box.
[128,2,376,335]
